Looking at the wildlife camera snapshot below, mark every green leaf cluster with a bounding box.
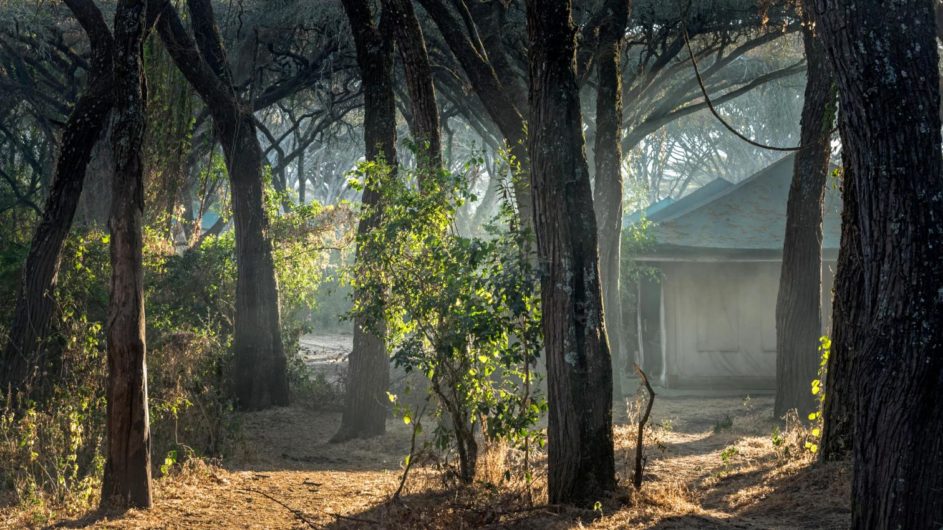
[347,159,545,478]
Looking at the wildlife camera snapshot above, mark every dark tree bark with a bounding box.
[331,0,397,443]
[185,0,231,83]
[157,2,288,410]
[0,0,113,399]
[773,14,836,419]
[224,117,289,411]
[819,167,859,461]
[592,0,630,399]
[383,0,441,174]
[811,0,943,526]
[525,0,616,506]
[100,0,152,509]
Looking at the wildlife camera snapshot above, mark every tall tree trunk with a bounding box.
[819,166,859,461]
[0,0,113,400]
[384,0,441,175]
[156,2,288,410]
[226,115,289,409]
[592,0,629,400]
[773,15,836,419]
[811,0,943,526]
[525,0,616,506]
[101,0,152,509]
[331,0,397,443]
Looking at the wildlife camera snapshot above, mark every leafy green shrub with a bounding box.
[0,188,350,512]
[348,161,545,483]
[306,273,353,333]
[269,200,355,355]
[144,230,237,461]
[771,425,785,450]
[143,198,352,458]
[0,232,108,516]
[287,360,345,410]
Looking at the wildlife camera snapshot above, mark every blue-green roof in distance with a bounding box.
[636,154,842,253]
[623,176,734,228]
[623,178,735,228]
[649,178,735,222]
[623,197,674,227]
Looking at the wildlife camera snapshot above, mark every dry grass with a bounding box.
[0,349,852,528]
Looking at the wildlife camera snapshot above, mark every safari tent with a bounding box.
[630,154,842,389]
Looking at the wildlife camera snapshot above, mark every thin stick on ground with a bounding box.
[633,364,656,490]
[325,511,382,526]
[240,487,319,529]
[243,487,380,527]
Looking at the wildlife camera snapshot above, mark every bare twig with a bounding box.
[242,486,381,527]
[393,399,430,500]
[633,364,656,490]
[325,511,382,526]
[240,487,319,529]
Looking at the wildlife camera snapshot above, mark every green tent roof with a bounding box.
[642,154,842,257]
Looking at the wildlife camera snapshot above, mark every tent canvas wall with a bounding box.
[629,154,841,389]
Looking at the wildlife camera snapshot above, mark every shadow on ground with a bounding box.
[312,457,848,529]
[225,406,416,474]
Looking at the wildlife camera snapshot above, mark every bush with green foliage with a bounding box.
[347,160,545,483]
[0,182,350,515]
[0,231,108,518]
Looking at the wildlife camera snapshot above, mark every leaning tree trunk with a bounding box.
[592,0,629,400]
[100,0,152,509]
[812,0,943,526]
[156,2,288,410]
[0,0,113,400]
[773,16,836,420]
[331,0,397,443]
[384,0,441,175]
[525,0,616,506]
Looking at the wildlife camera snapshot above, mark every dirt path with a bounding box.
[39,407,417,529]
[8,337,850,529]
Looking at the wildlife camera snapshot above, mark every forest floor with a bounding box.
[4,334,851,529]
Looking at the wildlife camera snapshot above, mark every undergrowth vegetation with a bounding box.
[348,159,545,486]
[0,186,352,519]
